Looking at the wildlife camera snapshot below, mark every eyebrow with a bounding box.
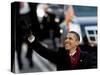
[65,36,73,40]
[65,34,78,41]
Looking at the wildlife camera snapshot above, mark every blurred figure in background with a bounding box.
[16,2,34,70]
[13,2,41,70]
[41,7,61,49]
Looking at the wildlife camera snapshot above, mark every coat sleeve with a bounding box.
[30,39,58,64]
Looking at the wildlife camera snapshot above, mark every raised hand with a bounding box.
[28,34,35,43]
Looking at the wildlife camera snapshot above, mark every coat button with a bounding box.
[80,59,82,62]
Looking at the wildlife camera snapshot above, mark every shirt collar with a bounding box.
[69,50,76,56]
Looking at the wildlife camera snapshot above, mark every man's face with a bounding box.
[64,33,79,51]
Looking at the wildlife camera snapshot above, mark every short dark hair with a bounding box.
[68,31,80,41]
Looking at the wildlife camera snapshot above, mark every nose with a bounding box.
[64,39,69,45]
[65,38,69,42]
